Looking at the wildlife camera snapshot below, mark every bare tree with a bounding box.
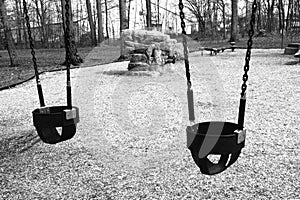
[229,0,238,42]
[119,0,126,57]
[104,0,109,39]
[278,0,285,31]
[0,0,18,66]
[119,0,127,32]
[86,0,97,46]
[128,0,132,28]
[218,0,227,39]
[212,0,218,38]
[266,0,276,32]
[286,0,292,31]
[96,0,104,43]
[14,0,22,46]
[61,0,83,65]
[146,0,152,28]
[257,0,262,31]
[185,0,206,36]
[34,0,49,48]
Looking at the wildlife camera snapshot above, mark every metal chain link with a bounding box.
[241,0,257,97]
[23,0,46,107]
[64,0,72,108]
[179,0,257,95]
[22,0,40,82]
[64,0,71,67]
[178,0,191,87]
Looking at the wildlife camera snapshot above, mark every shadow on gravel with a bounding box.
[102,70,162,77]
[102,70,127,76]
[0,131,40,163]
[285,61,299,65]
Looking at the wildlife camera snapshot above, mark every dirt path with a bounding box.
[0,49,299,199]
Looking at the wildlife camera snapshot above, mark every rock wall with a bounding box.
[121,29,184,58]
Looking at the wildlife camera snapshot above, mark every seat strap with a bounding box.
[35,124,76,144]
[191,150,242,175]
[36,127,61,144]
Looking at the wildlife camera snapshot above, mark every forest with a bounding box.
[0,0,299,66]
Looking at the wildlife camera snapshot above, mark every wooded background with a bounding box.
[0,0,299,65]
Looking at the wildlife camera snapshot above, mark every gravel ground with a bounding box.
[0,49,299,199]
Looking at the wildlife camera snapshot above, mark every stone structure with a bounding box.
[121,29,184,66]
[128,54,150,71]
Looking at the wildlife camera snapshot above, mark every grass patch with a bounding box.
[0,35,299,89]
[0,44,120,89]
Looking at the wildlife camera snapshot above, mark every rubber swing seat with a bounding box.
[187,121,245,175]
[32,106,79,144]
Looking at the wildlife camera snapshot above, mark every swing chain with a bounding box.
[64,0,71,66]
[22,0,39,82]
[178,0,191,87]
[241,0,257,97]
[64,0,73,108]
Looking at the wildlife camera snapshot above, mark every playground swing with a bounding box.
[178,0,257,175]
[23,0,79,144]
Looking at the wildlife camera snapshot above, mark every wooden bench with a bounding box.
[203,47,220,55]
[199,45,239,56]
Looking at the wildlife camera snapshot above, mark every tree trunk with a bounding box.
[221,0,226,39]
[213,0,218,38]
[119,0,127,31]
[197,16,205,37]
[245,0,249,21]
[266,0,275,32]
[104,0,109,39]
[61,0,83,66]
[157,0,159,25]
[279,0,285,48]
[257,0,262,31]
[86,0,97,46]
[34,0,49,48]
[128,0,131,29]
[119,0,127,57]
[207,0,212,34]
[145,0,151,28]
[0,0,18,66]
[280,0,285,31]
[245,0,249,36]
[96,0,104,43]
[278,3,282,31]
[40,0,49,48]
[21,7,29,48]
[15,0,22,47]
[286,0,292,31]
[230,0,238,42]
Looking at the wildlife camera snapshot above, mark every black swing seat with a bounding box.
[32,106,79,144]
[187,121,246,175]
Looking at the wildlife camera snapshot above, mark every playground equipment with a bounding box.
[23,0,79,144]
[199,42,238,56]
[179,0,257,175]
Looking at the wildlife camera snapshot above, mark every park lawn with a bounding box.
[0,35,299,90]
[0,48,91,89]
[0,44,122,89]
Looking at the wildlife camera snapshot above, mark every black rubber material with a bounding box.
[187,121,245,175]
[32,106,79,144]
[190,150,242,175]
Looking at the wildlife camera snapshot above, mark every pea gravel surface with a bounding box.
[0,49,299,199]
